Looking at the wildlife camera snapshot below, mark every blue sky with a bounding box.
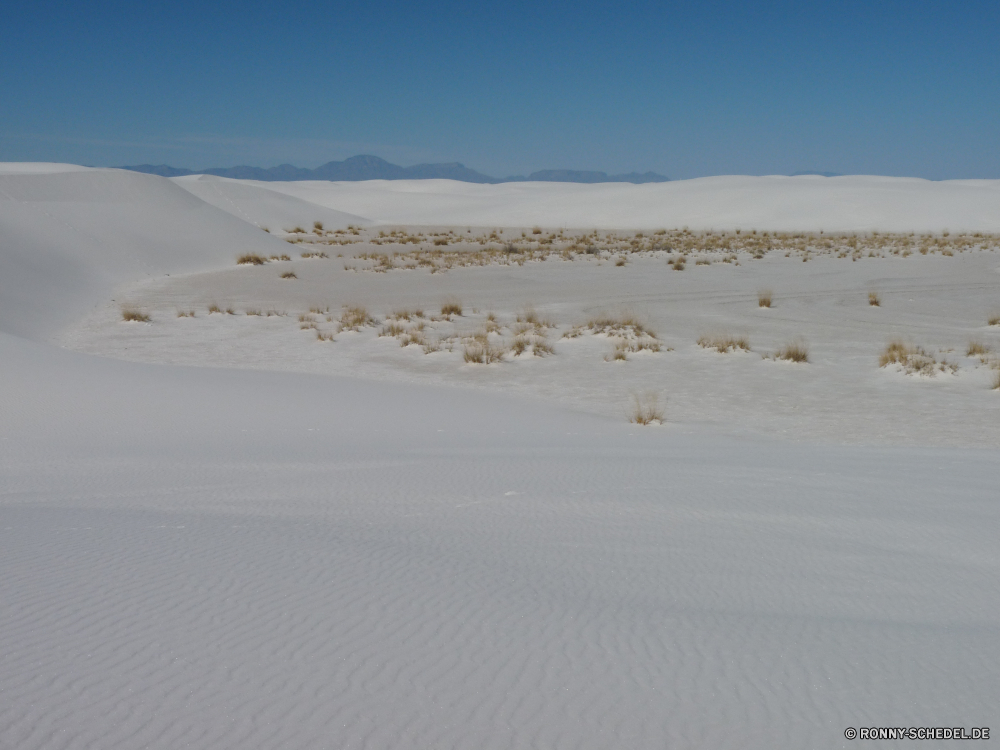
[1,0,997,178]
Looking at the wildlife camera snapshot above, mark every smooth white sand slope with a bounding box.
[2,331,998,749]
[2,165,999,749]
[241,174,1000,232]
[0,167,298,339]
[173,174,371,232]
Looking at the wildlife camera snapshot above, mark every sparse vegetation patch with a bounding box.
[698,334,750,353]
[237,254,268,265]
[121,307,151,322]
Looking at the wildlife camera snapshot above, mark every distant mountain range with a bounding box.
[117,155,670,184]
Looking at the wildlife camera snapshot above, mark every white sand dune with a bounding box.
[0,166,299,339]
[231,174,1000,232]
[173,174,371,233]
[2,165,999,749]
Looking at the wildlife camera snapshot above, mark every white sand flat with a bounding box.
[2,166,998,749]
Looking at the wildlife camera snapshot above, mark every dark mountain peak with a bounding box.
[117,157,668,185]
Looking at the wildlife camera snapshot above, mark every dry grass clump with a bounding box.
[775,341,809,363]
[441,300,463,317]
[967,341,991,357]
[988,314,1000,327]
[121,307,150,322]
[629,392,664,425]
[758,290,773,308]
[879,340,956,376]
[315,330,335,342]
[340,305,377,331]
[698,334,750,353]
[176,310,196,318]
[868,291,881,307]
[280,271,298,279]
[300,251,330,259]
[463,341,505,364]
[237,254,268,265]
[670,256,686,271]
[587,314,654,338]
[208,304,222,314]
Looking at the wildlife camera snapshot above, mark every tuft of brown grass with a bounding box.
[967,341,991,357]
[698,334,750,353]
[316,330,335,342]
[121,307,150,322]
[775,341,809,363]
[463,341,504,364]
[869,291,881,307]
[176,310,195,318]
[629,392,664,425]
[879,340,955,375]
[237,254,268,265]
[208,304,222,314]
[988,314,1000,327]
[340,305,377,331]
[280,271,298,279]
[441,300,463,317]
[758,290,773,308]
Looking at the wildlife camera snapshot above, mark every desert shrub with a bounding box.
[775,341,809,363]
[280,271,298,279]
[340,305,377,331]
[879,341,955,375]
[441,300,463,317]
[463,341,504,363]
[629,393,664,425]
[237,254,268,265]
[967,341,991,356]
[121,307,150,322]
[869,291,881,307]
[758,290,772,308]
[698,334,750,353]
[988,314,1000,327]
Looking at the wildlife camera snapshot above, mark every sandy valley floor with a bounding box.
[3,166,999,749]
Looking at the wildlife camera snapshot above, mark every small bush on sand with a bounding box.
[758,290,773,308]
[698,334,750,353]
[441,300,463,317]
[280,271,297,279]
[879,340,956,375]
[121,307,150,322]
[208,304,222,314]
[237,254,268,265]
[176,310,195,318]
[869,291,881,307]
[463,341,504,363]
[629,392,664,425]
[988,314,1000,327]
[775,341,809,363]
[340,305,377,331]
[967,341,991,357]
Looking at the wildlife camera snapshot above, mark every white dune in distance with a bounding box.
[2,164,999,750]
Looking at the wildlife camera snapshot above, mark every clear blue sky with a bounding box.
[2,0,997,179]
